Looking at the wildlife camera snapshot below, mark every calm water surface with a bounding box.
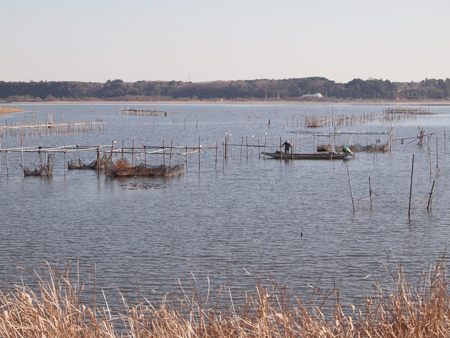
[1,102,450,308]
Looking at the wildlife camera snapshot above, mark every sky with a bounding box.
[1,0,449,84]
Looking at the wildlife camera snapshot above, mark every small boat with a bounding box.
[262,150,353,160]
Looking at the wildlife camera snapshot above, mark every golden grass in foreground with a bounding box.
[0,259,449,337]
[0,107,23,116]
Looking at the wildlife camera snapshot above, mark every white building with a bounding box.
[301,93,323,99]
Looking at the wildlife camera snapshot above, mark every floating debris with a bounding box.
[119,183,166,190]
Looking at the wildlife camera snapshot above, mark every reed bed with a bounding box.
[0,259,449,337]
[0,107,23,116]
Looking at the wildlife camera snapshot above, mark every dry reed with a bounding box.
[0,107,23,116]
[0,258,449,337]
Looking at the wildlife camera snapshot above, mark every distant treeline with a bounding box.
[1,77,449,102]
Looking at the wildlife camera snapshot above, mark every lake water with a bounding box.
[1,102,450,308]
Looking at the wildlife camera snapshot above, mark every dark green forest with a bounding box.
[0,77,449,102]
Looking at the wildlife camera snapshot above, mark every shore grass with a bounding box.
[0,107,23,116]
[0,259,449,337]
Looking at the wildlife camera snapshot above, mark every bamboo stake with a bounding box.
[185,146,188,172]
[162,140,165,166]
[280,137,283,160]
[110,140,115,159]
[198,137,201,175]
[369,176,373,209]
[6,150,8,176]
[246,136,248,159]
[169,140,173,168]
[97,146,100,173]
[21,139,23,175]
[264,133,267,159]
[436,138,440,175]
[223,140,225,171]
[430,154,432,179]
[347,165,355,213]
[215,142,218,171]
[409,154,415,218]
[258,137,260,159]
[240,135,243,161]
[132,140,135,166]
[427,180,436,211]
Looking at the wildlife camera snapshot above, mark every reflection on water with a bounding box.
[1,102,450,307]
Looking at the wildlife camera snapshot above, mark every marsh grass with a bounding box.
[0,107,23,116]
[0,258,449,337]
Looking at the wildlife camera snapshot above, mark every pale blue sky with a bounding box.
[1,0,449,83]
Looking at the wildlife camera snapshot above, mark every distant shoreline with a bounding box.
[1,98,450,105]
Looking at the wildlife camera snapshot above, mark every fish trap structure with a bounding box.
[335,143,389,152]
[0,120,106,139]
[121,108,165,116]
[67,154,109,170]
[21,155,54,176]
[104,157,184,177]
[304,113,379,128]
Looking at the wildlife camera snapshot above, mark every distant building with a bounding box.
[301,92,323,99]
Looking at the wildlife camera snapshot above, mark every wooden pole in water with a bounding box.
[369,176,373,209]
[163,140,165,166]
[110,140,115,159]
[427,180,436,211]
[6,150,8,176]
[240,136,243,162]
[264,133,267,158]
[185,146,188,172]
[169,140,173,168]
[246,136,248,159]
[132,140,135,166]
[280,137,283,160]
[198,136,201,174]
[144,146,147,167]
[97,146,100,173]
[408,154,415,218]
[21,139,23,174]
[223,140,225,171]
[436,138,439,175]
[258,136,260,159]
[224,133,227,159]
[430,154,432,179]
[347,165,355,213]
[215,142,218,171]
[122,140,124,159]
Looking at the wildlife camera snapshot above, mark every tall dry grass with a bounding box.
[0,258,449,337]
[0,107,23,116]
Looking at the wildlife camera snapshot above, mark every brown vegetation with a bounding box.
[0,107,23,116]
[0,258,449,337]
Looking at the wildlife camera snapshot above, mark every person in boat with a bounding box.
[282,140,292,154]
[342,146,355,157]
